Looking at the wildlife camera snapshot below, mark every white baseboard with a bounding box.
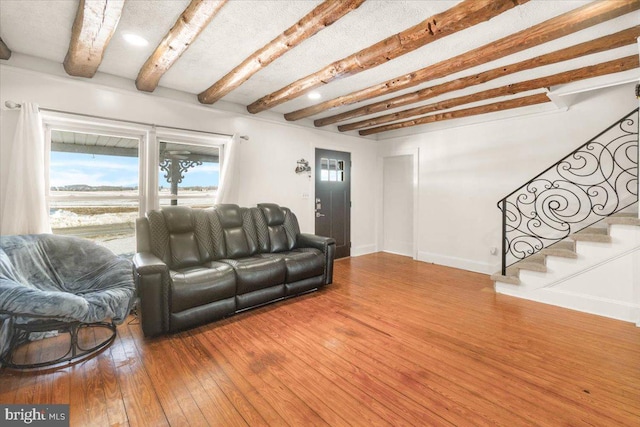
[417,251,492,274]
[544,288,639,323]
[351,244,377,257]
[496,284,640,324]
[382,249,414,258]
[382,239,413,257]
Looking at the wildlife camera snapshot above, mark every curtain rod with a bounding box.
[3,100,249,140]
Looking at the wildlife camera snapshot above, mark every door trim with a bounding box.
[314,147,351,258]
[378,147,419,260]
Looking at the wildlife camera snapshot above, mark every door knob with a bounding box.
[315,212,325,218]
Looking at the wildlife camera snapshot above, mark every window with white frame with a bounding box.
[320,157,345,182]
[157,139,220,208]
[44,115,228,257]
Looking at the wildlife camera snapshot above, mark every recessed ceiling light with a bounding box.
[308,91,321,100]
[122,33,148,47]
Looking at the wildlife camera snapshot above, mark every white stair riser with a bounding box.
[516,269,551,290]
[495,222,640,323]
[541,226,639,281]
[609,224,640,243]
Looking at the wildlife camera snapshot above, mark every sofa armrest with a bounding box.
[297,233,336,285]
[133,252,167,274]
[133,252,171,337]
[297,233,335,252]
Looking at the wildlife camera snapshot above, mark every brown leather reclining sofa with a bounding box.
[133,203,336,336]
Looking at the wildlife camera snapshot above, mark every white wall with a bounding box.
[0,61,379,254]
[377,82,638,274]
[229,115,378,256]
[1,57,636,270]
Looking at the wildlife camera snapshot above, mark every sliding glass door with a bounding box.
[48,129,142,256]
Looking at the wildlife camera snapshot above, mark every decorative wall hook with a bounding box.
[295,158,311,175]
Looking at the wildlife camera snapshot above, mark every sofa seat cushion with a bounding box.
[236,285,285,311]
[170,297,236,332]
[170,262,236,313]
[262,249,324,283]
[286,275,325,296]
[220,257,286,295]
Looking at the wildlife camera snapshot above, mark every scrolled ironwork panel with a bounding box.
[500,109,638,268]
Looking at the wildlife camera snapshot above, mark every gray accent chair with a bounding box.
[0,234,136,368]
[133,203,335,337]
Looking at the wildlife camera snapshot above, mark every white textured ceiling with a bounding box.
[0,0,638,135]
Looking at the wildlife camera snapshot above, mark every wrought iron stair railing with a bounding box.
[498,108,638,276]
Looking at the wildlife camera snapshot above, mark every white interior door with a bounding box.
[383,154,414,257]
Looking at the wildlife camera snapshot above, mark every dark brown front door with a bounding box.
[315,148,351,258]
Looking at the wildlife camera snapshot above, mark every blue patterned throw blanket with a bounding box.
[0,234,135,356]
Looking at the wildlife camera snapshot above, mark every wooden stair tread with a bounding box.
[570,226,611,243]
[550,241,575,251]
[610,212,638,217]
[511,254,547,273]
[605,213,640,226]
[490,273,520,285]
[570,233,612,243]
[540,247,578,259]
[576,226,608,235]
[513,261,547,273]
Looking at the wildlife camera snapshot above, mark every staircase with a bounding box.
[493,212,640,285]
[492,108,639,323]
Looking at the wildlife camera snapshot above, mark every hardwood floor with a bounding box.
[1,252,639,426]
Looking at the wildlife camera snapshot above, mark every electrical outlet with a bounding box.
[302,192,309,199]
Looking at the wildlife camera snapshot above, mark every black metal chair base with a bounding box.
[0,318,117,370]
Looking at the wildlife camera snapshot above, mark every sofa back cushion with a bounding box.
[147,207,205,269]
[215,204,258,258]
[198,208,226,260]
[257,203,300,253]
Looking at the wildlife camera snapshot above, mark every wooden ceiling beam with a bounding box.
[338,31,640,132]
[63,0,125,78]
[299,0,640,125]
[0,38,11,60]
[358,55,638,136]
[359,93,551,136]
[246,0,528,114]
[198,0,366,105]
[136,0,227,92]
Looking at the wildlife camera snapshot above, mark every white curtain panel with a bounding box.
[0,102,51,235]
[214,134,240,204]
